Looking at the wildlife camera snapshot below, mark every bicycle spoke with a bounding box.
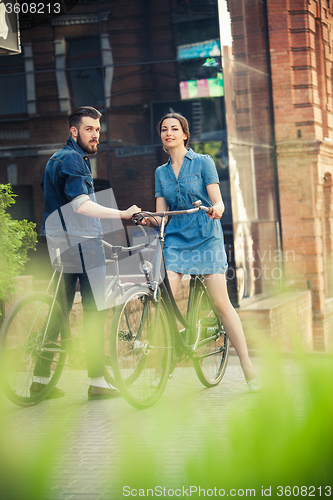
[111,287,172,409]
[0,293,68,406]
[191,284,229,387]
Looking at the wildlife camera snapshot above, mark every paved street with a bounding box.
[0,352,319,500]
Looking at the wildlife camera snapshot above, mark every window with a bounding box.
[0,53,27,115]
[67,37,104,108]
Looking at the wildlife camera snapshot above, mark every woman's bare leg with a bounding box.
[204,273,259,382]
[166,270,183,298]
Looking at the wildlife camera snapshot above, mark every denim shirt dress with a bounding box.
[155,149,228,275]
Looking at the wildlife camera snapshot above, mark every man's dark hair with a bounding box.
[69,106,102,129]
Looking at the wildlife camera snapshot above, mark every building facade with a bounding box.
[0,0,332,350]
[266,0,333,350]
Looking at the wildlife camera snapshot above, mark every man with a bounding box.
[34,106,140,400]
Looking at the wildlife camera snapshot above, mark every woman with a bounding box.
[149,112,261,391]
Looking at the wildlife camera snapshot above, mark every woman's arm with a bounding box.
[141,197,168,226]
[206,183,225,219]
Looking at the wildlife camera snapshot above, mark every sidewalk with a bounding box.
[0,354,314,500]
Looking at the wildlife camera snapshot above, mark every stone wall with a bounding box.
[238,291,313,351]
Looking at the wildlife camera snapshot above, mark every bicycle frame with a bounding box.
[41,201,217,365]
[38,237,153,362]
[134,201,209,294]
[133,202,223,360]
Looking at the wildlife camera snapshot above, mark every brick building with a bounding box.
[265,0,333,350]
[0,0,332,351]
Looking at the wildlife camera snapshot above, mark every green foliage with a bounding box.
[184,355,333,496]
[0,352,333,497]
[0,184,37,303]
[112,353,333,497]
[0,402,72,500]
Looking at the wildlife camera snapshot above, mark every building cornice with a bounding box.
[0,140,123,159]
[51,11,110,26]
[276,139,333,156]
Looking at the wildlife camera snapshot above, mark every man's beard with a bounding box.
[77,131,98,155]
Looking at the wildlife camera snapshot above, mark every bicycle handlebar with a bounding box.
[132,200,213,222]
[103,240,152,253]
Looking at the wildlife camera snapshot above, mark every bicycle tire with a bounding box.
[191,283,229,387]
[104,284,135,388]
[110,286,172,409]
[103,305,117,387]
[0,292,68,406]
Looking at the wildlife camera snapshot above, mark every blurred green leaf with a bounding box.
[0,184,37,306]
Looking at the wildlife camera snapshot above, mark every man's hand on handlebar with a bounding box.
[122,205,142,219]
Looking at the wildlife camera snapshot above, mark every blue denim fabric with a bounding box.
[39,137,106,378]
[34,267,106,379]
[41,136,103,237]
[155,149,228,275]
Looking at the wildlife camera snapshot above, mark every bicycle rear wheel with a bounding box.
[191,283,229,387]
[110,286,172,409]
[0,292,68,406]
[104,305,117,387]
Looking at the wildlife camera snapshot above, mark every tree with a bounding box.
[0,184,37,307]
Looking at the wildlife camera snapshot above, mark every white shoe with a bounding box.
[247,378,263,392]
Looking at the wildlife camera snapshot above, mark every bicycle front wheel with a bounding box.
[104,284,135,388]
[110,286,172,409]
[0,292,68,406]
[191,284,229,387]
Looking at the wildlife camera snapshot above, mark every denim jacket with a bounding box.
[41,137,103,237]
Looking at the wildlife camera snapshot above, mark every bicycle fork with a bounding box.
[39,267,69,357]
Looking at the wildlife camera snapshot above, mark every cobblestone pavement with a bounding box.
[0,353,320,500]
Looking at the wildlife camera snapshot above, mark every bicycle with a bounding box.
[0,236,155,406]
[110,200,230,409]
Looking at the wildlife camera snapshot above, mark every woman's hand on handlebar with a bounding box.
[207,202,224,220]
[138,214,154,226]
[139,217,151,226]
[132,213,158,226]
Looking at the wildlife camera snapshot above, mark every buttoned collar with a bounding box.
[185,148,195,160]
[166,148,194,165]
[66,136,89,159]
